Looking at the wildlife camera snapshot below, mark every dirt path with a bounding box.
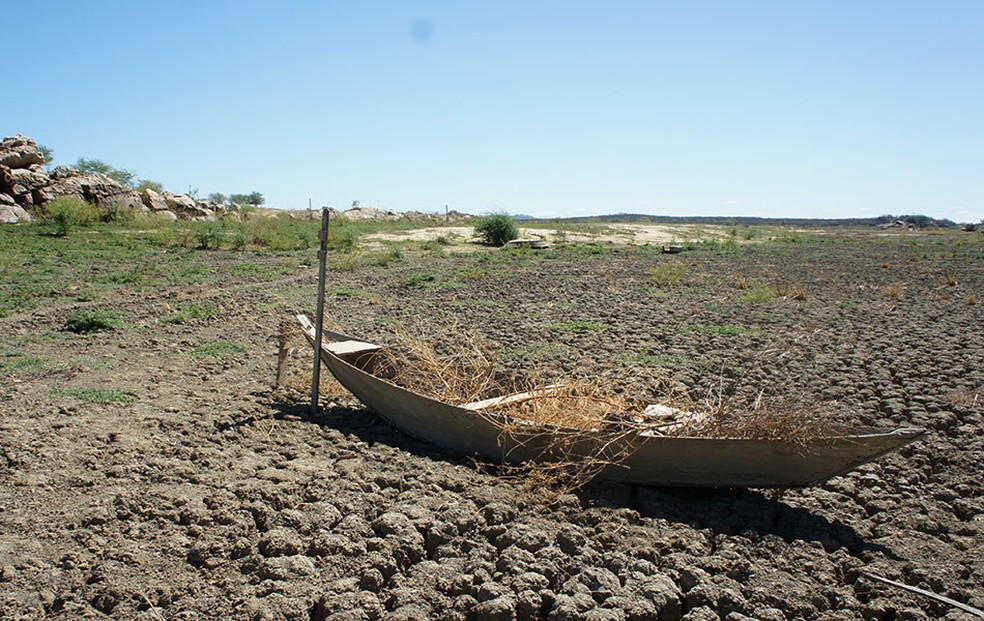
[1,233,981,620]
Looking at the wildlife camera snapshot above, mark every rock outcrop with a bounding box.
[0,134,230,224]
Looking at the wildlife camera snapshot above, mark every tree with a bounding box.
[75,157,136,188]
[135,179,164,193]
[245,191,265,206]
[207,192,227,205]
[39,145,54,166]
[228,193,249,206]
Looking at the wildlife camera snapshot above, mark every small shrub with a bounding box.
[883,284,905,299]
[372,248,403,266]
[196,221,225,250]
[328,226,359,253]
[64,310,123,334]
[475,213,518,247]
[650,263,687,287]
[230,223,249,250]
[943,274,958,287]
[786,287,809,301]
[735,276,750,290]
[43,197,100,236]
[164,304,215,324]
[402,273,437,289]
[330,253,360,271]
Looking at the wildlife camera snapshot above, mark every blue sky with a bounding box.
[3,1,982,221]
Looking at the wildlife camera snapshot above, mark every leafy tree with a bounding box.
[245,191,265,206]
[39,145,54,166]
[75,157,136,188]
[228,193,249,206]
[207,192,227,205]
[474,212,519,246]
[135,179,164,193]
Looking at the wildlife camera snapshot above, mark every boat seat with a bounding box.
[325,340,382,359]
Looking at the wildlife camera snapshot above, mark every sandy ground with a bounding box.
[1,231,982,620]
[363,224,732,248]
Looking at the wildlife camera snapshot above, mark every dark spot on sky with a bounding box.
[410,19,434,43]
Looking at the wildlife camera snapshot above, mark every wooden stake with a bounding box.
[311,207,330,413]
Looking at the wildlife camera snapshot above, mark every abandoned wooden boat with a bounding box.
[298,315,924,488]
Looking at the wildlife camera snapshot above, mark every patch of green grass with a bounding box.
[191,339,248,358]
[249,217,320,251]
[545,321,609,333]
[51,387,134,404]
[163,304,216,324]
[738,286,777,304]
[1,349,53,377]
[329,288,378,299]
[226,261,294,278]
[650,262,688,286]
[457,267,488,280]
[500,342,572,363]
[371,248,404,266]
[63,310,124,334]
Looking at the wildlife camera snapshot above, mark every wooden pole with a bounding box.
[311,207,330,413]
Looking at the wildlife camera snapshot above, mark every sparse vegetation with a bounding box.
[51,386,134,404]
[650,263,687,287]
[191,340,248,358]
[739,286,776,304]
[545,321,609,333]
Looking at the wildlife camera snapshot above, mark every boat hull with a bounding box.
[299,317,924,488]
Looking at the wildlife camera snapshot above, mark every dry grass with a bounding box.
[735,276,750,290]
[682,396,847,445]
[373,324,500,404]
[278,322,353,402]
[943,274,959,287]
[883,284,905,299]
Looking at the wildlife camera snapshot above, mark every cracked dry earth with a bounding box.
[1,232,982,620]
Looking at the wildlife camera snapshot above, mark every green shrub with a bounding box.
[43,197,100,236]
[64,310,124,334]
[328,225,359,253]
[196,221,225,250]
[475,213,519,246]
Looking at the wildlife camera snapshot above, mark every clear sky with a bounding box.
[3,1,982,221]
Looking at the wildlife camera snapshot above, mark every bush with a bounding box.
[196,221,225,250]
[475,213,518,246]
[64,310,123,334]
[328,225,359,253]
[43,197,100,236]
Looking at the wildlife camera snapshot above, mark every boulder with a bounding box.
[140,188,170,211]
[0,203,32,224]
[40,166,130,206]
[164,193,215,220]
[0,135,45,169]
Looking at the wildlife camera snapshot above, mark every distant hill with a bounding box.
[523,213,964,229]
